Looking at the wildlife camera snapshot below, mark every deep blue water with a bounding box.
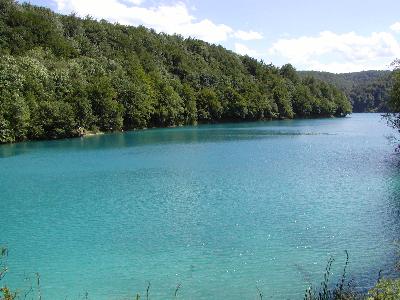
[1,113,400,299]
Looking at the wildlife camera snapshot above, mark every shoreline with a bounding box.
[0,113,355,146]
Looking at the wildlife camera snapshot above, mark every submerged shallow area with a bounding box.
[1,113,400,299]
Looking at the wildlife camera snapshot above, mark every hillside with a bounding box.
[299,70,392,112]
[0,0,351,144]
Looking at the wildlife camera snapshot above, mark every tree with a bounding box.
[151,74,184,127]
[0,55,31,142]
[385,60,400,148]
[280,64,299,83]
[30,100,77,139]
[271,79,294,119]
[299,70,392,113]
[0,0,352,144]
[87,75,124,131]
[223,86,248,119]
[292,85,313,117]
[389,60,400,112]
[180,83,197,125]
[197,88,222,121]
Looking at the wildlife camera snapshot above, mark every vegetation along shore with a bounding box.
[0,0,352,144]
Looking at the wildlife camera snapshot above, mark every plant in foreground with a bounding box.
[367,278,400,300]
[304,251,359,300]
[0,247,16,300]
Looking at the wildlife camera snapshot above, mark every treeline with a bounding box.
[0,0,351,144]
[299,70,392,113]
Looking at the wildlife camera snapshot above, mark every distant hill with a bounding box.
[299,70,392,112]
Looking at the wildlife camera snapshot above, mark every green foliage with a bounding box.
[272,80,294,118]
[280,63,300,83]
[304,251,358,300]
[299,70,392,113]
[31,100,77,139]
[0,287,16,300]
[389,64,400,113]
[384,59,400,150]
[180,83,197,125]
[368,278,400,300]
[0,247,16,300]
[87,75,124,131]
[197,88,223,121]
[0,0,352,144]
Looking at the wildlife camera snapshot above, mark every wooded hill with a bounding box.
[299,70,392,113]
[0,0,351,143]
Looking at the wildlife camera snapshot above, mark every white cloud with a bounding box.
[234,43,259,57]
[121,0,144,5]
[129,0,144,5]
[51,0,234,43]
[269,30,400,72]
[51,0,399,73]
[233,30,263,41]
[390,22,400,33]
[303,61,389,73]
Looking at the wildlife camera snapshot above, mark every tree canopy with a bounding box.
[299,70,392,113]
[0,0,352,144]
[384,60,400,147]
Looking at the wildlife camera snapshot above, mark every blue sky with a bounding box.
[22,0,400,73]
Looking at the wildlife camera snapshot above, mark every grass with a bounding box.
[303,251,359,300]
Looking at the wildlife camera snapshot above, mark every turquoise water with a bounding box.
[1,113,400,299]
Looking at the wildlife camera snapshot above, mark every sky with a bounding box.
[21,0,400,73]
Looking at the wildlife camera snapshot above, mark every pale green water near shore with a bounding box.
[1,113,400,299]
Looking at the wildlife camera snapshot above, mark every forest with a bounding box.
[299,70,392,113]
[0,0,352,144]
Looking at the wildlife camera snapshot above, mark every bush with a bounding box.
[0,247,16,300]
[368,278,400,300]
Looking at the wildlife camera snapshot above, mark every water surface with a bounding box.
[1,114,400,299]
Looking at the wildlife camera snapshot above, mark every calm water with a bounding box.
[1,114,400,299]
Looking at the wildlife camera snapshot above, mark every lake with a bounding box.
[1,113,400,299]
